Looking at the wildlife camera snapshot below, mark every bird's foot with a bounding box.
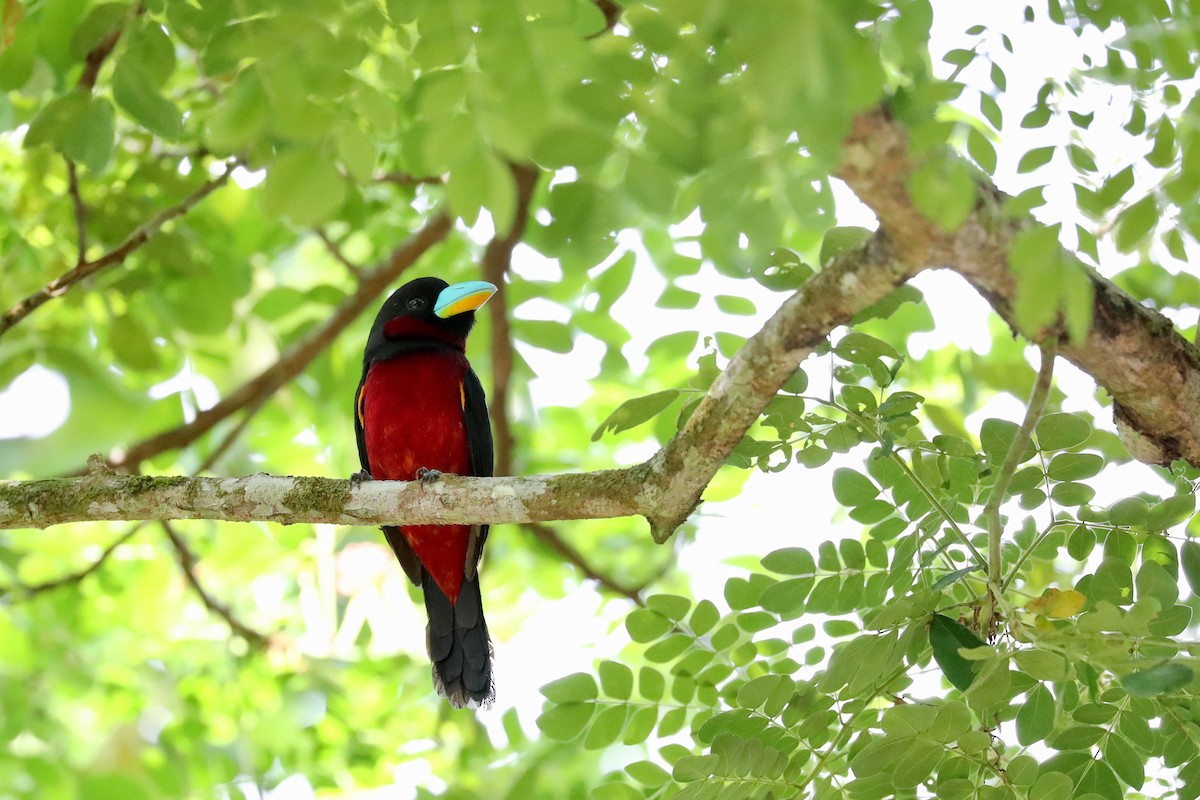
[350,469,373,486]
[416,467,444,485]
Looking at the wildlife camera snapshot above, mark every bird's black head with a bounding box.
[364,277,497,363]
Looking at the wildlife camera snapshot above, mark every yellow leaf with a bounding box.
[1026,588,1086,619]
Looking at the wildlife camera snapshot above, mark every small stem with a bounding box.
[889,452,988,569]
[66,159,88,264]
[986,341,1057,591]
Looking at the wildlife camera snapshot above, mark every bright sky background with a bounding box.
[0,2,1187,797]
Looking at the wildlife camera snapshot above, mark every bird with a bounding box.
[354,276,497,708]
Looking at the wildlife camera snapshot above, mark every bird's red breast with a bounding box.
[361,352,471,602]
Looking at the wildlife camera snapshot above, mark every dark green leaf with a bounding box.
[929,613,988,691]
[1121,662,1194,696]
[592,390,680,440]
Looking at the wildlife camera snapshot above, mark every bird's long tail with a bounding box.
[422,569,494,709]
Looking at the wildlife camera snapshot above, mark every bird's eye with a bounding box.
[407,297,426,310]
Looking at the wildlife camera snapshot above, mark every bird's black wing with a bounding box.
[461,366,494,576]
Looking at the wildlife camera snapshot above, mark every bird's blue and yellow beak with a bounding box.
[434,280,497,318]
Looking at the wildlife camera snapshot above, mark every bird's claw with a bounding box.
[416,467,443,485]
[350,469,373,486]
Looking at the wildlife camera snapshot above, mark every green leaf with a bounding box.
[639,667,664,702]
[108,314,161,371]
[980,418,1034,463]
[625,760,671,788]
[1089,558,1134,605]
[761,547,816,575]
[536,702,594,741]
[1017,145,1055,173]
[1075,760,1122,800]
[598,661,633,700]
[541,672,598,703]
[583,704,628,749]
[1109,497,1150,527]
[626,609,671,643]
[113,53,182,138]
[1046,453,1103,481]
[1136,560,1179,608]
[1182,541,1200,596]
[715,295,755,315]
[835,332,901,362]
[623,706,658,744]
[820,226,873,262]
[1100,734,1144,790]
[1114,195,1157,253]
[759,578,813,615]
[1120,662,1194,696]
[832,468,880,506]
[929,613,988,691]
[689,600,719,635]
[647,594,691,621]
[592,390,680,441]
[1008,226,1064,335]
[262,148,346,226]
[1016,683,1055,745]
[591,783,642,800]
[1036,412,1094,450]
[907,156,978,232]
[752,248,814,291]
[513,319,574,353]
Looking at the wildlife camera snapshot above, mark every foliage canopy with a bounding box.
[3,0,1200,799]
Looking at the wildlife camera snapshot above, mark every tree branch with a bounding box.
[0,159,240,339]
[314,227,363,278]
[988,341,1057,592]
[66,159,88,265]
[90,212,453,473]
[2,525,143,597]
[839,108,1200,467]
[6,229,918,537]
[641,231,915,540]
[482,162,540,477]
[160,521,272,646]
[524,522,647,605]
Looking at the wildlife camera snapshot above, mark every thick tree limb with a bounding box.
[0,471,648,529]
[0,159,239,339]
[4,229,917,535]
[641,232,913,539]
[90,212,452,473]
[839,109,1200,466]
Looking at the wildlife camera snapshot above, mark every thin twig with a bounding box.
[524,522,648,605]
[77,5,142,91]
[314,227,363,278]
[0,159,240,339]
[481,163,540,476]
[989,341,1058,590]
[66,159,88,265]
[160,520,272,646]
[193,395,270,475]
[76,212,452,474]
[2,525,143,597]
[374,172,444,187]
[591,0,622,36]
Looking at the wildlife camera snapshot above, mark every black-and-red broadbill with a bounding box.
[355,277,498,709]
